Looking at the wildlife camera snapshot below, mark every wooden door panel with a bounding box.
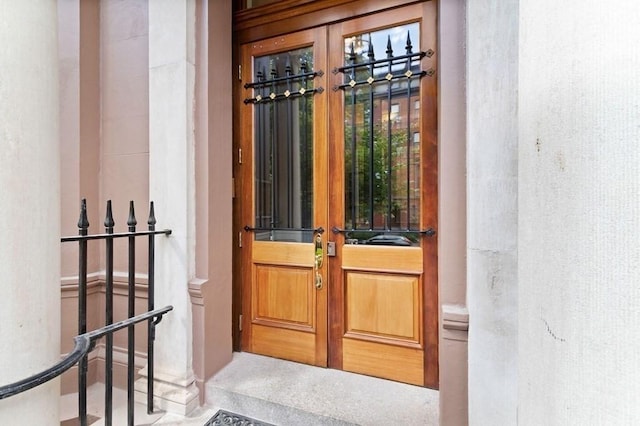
[345,272,421,344]
[341,245,423,273]
[254,264,314,327]
[342,339,424,386]
[252,324,317,365]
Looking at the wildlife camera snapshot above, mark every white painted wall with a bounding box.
[518,1,640,423]
[0,2,61,424]
[466,1,519,424]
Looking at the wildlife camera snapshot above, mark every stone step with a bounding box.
[204,352,439,426]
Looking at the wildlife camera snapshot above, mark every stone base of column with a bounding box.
[134,367,200,416]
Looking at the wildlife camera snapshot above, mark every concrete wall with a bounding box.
[0,2,61,423]
[518,1,640,423]
[466,1,519,424]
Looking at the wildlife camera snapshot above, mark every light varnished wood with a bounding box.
[254,265,314,326]
[240,27,329,366]
[253,241,314,267]
[345,272,421,343]
[252,324,317,365]
[236,2,438,386]
[234,0,424,44]
[342,245,423,274]
[342,338,424,386]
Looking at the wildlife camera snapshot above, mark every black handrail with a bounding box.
[0,306,172,400]
[60,229,171,242]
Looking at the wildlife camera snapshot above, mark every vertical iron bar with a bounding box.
[349,43,357,228]
[298,62,312,228]
[147,202,156,414]
[261,70,269,229]
[406,32,413,230]
[270,66,279,230]
[285,57,293,227]
[104,201,115,426]
[367,39,375,229]
[77,199,89,426]
[386,36,394,230]
[256,71,264,228]
[301,62,309,229]
[127,201,137,426]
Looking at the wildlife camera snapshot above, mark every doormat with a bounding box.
[204,409,275,426]
[60,414,100,426]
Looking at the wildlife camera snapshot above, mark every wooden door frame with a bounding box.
[232,0,438,389]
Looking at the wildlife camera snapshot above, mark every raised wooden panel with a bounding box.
[252,324,316,365]
[253,241,314,266]
[342,245,423,274]
[254,265,314,327]
[345,272,421,344]
[342,338,424,386]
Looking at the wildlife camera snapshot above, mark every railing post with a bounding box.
[77,199,89,426]
[147,202,156,414]
[104,201,115,426]
[127,201,137,426]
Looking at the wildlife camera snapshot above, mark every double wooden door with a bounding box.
[238,3,438,388]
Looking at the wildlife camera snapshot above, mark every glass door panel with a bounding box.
[250,47,317,242]
[341,23,423,246]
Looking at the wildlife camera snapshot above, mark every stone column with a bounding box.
[0,2,61,424]
[466,1,519,424]
[135,0,199,415]
[519,1,640,423]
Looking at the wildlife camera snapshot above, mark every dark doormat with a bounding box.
[204,409,275,426]
[60,414,100,426]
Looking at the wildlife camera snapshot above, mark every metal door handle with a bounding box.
[314,233,323,289]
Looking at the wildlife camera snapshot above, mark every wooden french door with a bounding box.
[238,2,438,388]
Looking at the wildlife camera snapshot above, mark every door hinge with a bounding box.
[238,65,242,81]
[238,148,243,164]
[239,314,243,331]
[232,177,235,198]
[238,231,242,248]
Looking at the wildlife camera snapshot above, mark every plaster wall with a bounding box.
[518,1,640,423]
[437,0,468,424]
[0,2,61,423]
[100,0,150,271]
[59,0,101,276]
[190,0,234,400]
[466,1,518,424]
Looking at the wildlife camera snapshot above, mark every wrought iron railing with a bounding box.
[0,199,172,426]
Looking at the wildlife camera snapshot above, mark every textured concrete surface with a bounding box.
[203,352,439,426]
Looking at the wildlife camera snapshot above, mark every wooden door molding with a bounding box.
[234,0,427,44]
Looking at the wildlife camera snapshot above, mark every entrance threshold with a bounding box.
[204,352,439,425]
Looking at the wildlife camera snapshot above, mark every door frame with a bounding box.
[232,0,439,389]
